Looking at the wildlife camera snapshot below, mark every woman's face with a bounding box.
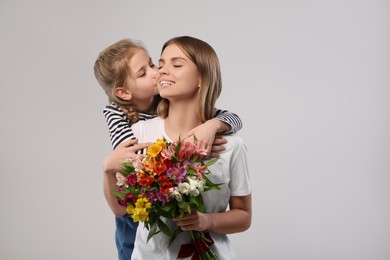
[157,44,201,101]
[127,49,159,104]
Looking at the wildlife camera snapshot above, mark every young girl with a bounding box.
[94,38,244,260]
[104,35,252,259]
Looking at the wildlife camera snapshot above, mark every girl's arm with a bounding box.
[213,108,243,134]
[103,139,151,217]
[103,103,154,149]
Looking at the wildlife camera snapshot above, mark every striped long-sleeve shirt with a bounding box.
[103,102,243,149]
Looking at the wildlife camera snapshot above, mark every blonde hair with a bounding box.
[94,39,158,123]
[157,36,222,122]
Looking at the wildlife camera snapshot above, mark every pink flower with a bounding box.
[161,144,176,160]
[178,141,196,161]
[192,162,208,180]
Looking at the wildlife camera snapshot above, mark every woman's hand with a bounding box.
[172,195,252,234]
[173,210,211,232]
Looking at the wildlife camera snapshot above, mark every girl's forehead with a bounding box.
[130,50,151,70]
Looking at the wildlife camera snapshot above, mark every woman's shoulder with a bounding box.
[131,117,163,141]
[221,134,247,157]
[133,117,162,128]
[224,134,245,148]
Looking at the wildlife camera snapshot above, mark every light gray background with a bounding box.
[1,1,389,259]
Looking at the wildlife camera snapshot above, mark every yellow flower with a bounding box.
[132,207,149,222]
[146,139,166,157]
[126,204,135,215]
[129,195,151,222]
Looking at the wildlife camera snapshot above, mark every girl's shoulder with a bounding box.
[103,102,122,114]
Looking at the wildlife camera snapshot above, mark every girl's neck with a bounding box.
[164,100,201,141]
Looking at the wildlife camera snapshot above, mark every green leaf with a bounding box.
[161,203,173,212]
[168,226,182,247]
[206,157,219,167]
[178,201,191,213]
[196,196,205,212]
[147,221,159,242]
[204,176,223,189]
[157,218,172,237]
[111,191,126,200]
[189,196,199,207]
[120,162,135,176]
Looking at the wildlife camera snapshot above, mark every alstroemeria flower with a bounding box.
[170,188,183,202]
[167,166,186,183]
[191,162,208,180]
[146,138,166,157]
[187,176,204,197]
[112,136,222,253]
[116,172,128,187]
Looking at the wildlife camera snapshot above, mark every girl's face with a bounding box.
[126,49,159,107]
[157,44,201,101]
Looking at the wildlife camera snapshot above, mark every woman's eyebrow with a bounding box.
[158,57,186,63]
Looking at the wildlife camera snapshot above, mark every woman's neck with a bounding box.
[164,100,202,141]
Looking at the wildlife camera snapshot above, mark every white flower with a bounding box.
[197,179,205,193]
[187,177,201,197]
[170,188,183,202]
[115,172,128,187]
[177,182,190,195]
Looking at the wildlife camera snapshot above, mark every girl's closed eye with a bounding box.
[137,69,146,78]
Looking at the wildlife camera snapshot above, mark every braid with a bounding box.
[118,104,140,124]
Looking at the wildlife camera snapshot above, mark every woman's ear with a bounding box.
[115,87,132,101]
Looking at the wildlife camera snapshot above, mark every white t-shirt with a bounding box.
[131,117,251,260]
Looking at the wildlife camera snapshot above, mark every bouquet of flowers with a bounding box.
[112,137,222,259]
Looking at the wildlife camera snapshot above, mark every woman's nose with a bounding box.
[158,65,168,75]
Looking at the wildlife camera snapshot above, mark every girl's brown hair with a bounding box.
[94,39,155,123]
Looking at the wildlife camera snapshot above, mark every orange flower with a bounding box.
[146,138,166,157]
[136,171,155,187]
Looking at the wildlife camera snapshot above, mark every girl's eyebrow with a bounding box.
[134,58,152,76]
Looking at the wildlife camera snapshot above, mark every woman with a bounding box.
[96,38,243,260]
[130,36,252,259]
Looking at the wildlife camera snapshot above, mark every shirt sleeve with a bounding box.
[103,104,136,149]
[213,108,243,135]
[229,136,251,196]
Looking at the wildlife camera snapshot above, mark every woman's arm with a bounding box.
[174,194,252,234]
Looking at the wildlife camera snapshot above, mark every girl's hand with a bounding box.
[183,119,227,158]
[103,138,151,175]
[210,135,227,158]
